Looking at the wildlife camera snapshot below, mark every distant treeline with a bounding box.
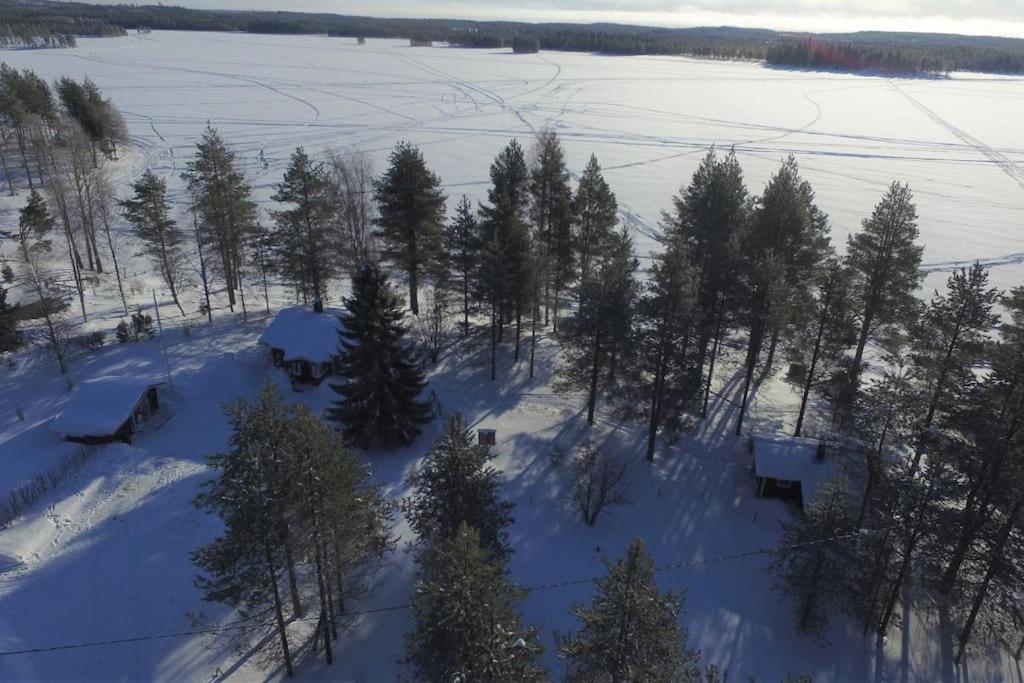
[766,36,1024,75]
[4,0,1024,74]
[0,13,125,49]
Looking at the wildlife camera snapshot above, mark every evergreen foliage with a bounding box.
[182,125,258,312]
[557,539,702,682]
[406,413,515,558]
[405,524,545,681]
[529,130,574,329]
[769,478,856,637]
[327,264,429,448]
[443,195,479,334]
[271,147,337,303]
[120,170,186,315]
[374,141,447,316]
[573,154,618,283]
[845,182,924,382]
[0,285,19,354]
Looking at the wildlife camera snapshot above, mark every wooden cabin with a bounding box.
[259,304,345,385]
[751,434,834,508]
[50,377,164,445]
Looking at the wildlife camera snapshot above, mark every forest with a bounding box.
[2,53,1024,676]
[3,0,1024,74]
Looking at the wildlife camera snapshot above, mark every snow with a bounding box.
[49,376,160,439]
[0,30,1021,682]
[257,305,344,364]
[751,433,836,503]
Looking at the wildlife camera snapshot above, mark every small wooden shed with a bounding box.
[50,377,164,445]
[478,428,496,446]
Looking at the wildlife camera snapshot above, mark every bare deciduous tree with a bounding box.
[327,150,378,272]
[569,441,630,526]
[415,289,453,365]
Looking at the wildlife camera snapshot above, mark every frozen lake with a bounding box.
[5,31,1024,292]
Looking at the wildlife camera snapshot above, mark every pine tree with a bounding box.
[327,264,429,448]
[192,384,301,676]
[271,147,336,303]
[845,182,924,383]
[557,539,702,682]
[406,413,515,558]
[285,402,396,665]
[663,148,749,400]
[405,524,545,681]
[120,170,186,315]
[529,129,572,326]
[635,237,699,461]
[560,225,638,425]
[182,125,258,312]
[374,142,447,316]
[443,195,478,335]
[769,478,856,638]
[934,287,1024,596]
[478,139,531,377]
[907,262,1000,473]
[573,154,618,283]
[789,258,855,437]
[733,157,831,435]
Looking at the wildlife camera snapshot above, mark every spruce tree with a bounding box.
[406,412,515,558]
[405,524,545,681]
[13,189,52,261]
[374,142,447,315]
[182,125,258,312]
[327,264,429,448]
[769,478,856,638]
[557,539,702,682]
[271,147,336,302]
[845,182,924,383]
[443,195,478,335]
[560,225,638,425]
[120,170,186,315]
[573,154,618,283]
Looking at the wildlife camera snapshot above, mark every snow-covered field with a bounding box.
[1,31,1023,681]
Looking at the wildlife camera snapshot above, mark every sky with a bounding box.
[146,0,1024,39]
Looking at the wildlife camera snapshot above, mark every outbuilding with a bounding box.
[259,304,344,385]
[751,433,835,508]
[50,377,164,445]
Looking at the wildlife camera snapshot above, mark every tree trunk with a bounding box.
[529,291,538,380]
[194,213,214,323]
[514,300,522,363]
[490,299,497,382]
[587,318,603,426]
[955,498,1022,664]
[795,297,829,437]
[702,299,724,418]
[283,540,303,618]
[100,206,129,316]
[263,538,294,677]
[409,263,419,315]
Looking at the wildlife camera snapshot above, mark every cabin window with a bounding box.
[776,479,794,489]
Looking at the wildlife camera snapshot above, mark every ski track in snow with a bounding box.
[1,33,1024,681]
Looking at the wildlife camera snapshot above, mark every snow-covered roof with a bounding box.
[258,306,344,365]
[752,434,836,505]
[50,377,161,438]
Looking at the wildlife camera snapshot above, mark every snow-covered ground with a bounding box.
[1,31,1023,681]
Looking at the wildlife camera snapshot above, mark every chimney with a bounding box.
[313,297,324,314]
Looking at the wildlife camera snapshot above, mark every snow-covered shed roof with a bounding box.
[752,434,836,505]
[258,306,344,365]
[50,377,161,438]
